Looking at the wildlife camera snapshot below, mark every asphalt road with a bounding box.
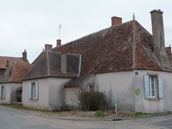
[0,106,172,129]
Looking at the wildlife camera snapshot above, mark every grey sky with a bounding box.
[0,0,172,63]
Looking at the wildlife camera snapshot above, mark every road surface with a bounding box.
[0,106,172,129]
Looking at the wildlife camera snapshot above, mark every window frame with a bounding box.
[149,75,157,99]
[29,82,39,101]
[144,74,163,100]
[0,86,5,100]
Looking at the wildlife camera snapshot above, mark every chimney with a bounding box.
[22,49,27,61]
[111,16,122,26]
[150,9,170,67]
[6,60,9,67]
[61,46,67,73]
[4,60,10,81]
[57,39,61,47]
[166,46,171,54]
[45,44,52,51]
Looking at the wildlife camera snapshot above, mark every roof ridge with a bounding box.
[132,20,136,69]
[135,21,152,35]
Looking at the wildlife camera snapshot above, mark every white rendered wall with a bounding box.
[95,72,135,112]
[22,78,70,110]
[133,70,172,113]
[0,83,21,104]
[64,87,80,109]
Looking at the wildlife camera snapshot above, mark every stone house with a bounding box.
[23,9,172,113]
[53,9,172,113]
[0,50,31,104]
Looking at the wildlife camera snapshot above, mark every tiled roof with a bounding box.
[23,51,81,80]
[53,20,172,75]
[10,63,31,82]
[0,56,31,83]
[0,56,26,69]
[53,21,133,74]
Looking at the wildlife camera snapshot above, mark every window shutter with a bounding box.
[3,87,5,99]
[158,76,163,99]
[29,83,32,100]
[144,76,150,99]
[0,86,1,99]
[35,82,39,100]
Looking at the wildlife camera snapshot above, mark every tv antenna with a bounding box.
[133,13,135,20]
[58,24,62,39]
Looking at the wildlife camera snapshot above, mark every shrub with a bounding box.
[95,110,104,117]
[98,105,105,111]
[79,91,106,111]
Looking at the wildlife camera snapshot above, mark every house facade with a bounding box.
[22,9,172,113]
[0,50,31,104]
[52,9,172,113]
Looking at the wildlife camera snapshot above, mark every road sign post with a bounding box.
[112,100,122,121]
[113,100,119,117]
[115,103,117,116]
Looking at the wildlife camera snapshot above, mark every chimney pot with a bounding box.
[111,16,122,26]
[45,44,52,51]
[150,9,163,14]
[57,39,61,47]
[62,46,66,54]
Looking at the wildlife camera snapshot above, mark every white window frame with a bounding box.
[29,82,39,100]
[149,75,157,98]
[144,75,163,99]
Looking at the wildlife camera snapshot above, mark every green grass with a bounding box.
[125,112,152,117]
[0,103,52,113]
[1,104,172,119]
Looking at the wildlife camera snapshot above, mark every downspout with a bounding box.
[77,55,82,77]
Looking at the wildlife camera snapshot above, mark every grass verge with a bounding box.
[1,104,171,119]
[0,103,52,113]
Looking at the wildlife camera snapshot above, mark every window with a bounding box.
[29,82,39,100]
[0,86,5,99]
[149,76,156,98]
[144,75,163,99]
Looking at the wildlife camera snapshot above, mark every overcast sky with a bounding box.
[0,0,172,63]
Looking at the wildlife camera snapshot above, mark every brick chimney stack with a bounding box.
[6,60,9,67]
[57,39,61,47]
[166,46,171,54]
[111,16,122,26]
[61,46,67,73]
[45,44,52,51]
[4,60,10,81]
[150,9,169,67]
[22,49,27,61]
